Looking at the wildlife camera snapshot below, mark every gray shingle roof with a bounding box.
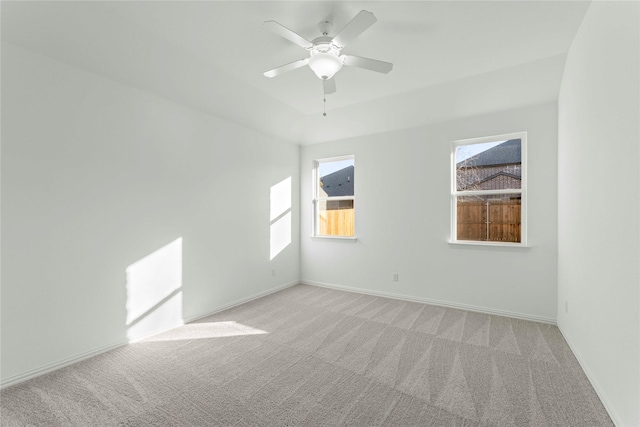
[458,139,521,167]
[320,166,354,197]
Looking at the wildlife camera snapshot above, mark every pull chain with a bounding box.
[323,97,327,117]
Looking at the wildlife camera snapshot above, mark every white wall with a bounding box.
[301,103,558,322]
[557,2,640,426]
[1,43,300,385]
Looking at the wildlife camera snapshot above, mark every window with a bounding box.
[452,133,526,245]
[313,156,355,238]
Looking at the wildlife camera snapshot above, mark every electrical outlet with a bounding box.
[271,269,276,277]
[392,272,399,282]
[565,301,568,314]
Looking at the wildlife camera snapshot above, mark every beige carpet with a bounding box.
[1,284,612,426]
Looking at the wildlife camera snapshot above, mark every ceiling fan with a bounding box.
[262,10,393,96]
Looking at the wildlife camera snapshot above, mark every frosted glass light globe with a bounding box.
[309,51,343,80]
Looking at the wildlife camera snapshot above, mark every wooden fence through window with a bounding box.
[457,199,521,242]
[320,209,355,237]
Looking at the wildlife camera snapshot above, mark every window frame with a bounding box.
[451,132,528,247]
[312,155,356,239]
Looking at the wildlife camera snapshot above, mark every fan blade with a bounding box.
[263,58,309,78]
[343,55,393,74]
[323,78,336,95]
[331,10,377,49]
[263,21,313,49]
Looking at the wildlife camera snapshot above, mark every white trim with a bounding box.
[314,154,354,164]
[300,280,556,325]
[0,280,299,390]
[127,321,187,343]
[0,339,128,389]
[455,189,523,197]
[557,325,621,426]
[452,131,527,147]
[127,280,296,342]
[316,196,355,202]
[448,241,531,248]
[182,280,298,324]
[311,236,357,242]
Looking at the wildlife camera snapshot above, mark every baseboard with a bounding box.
[0,280,299,390]
[182,280,299,324]
[127,280,299,342]
[557,324,622,426]
[301,280,557,325]
[0,339,128,389]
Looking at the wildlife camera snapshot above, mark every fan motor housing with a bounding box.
[311,36,336,50]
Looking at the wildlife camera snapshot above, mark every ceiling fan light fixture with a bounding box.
[263,10,393,89]
[308,49,343,80]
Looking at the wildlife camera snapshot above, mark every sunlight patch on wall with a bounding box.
[270,211,292,260]
[126,237,183,341]
[270,177,292,260]
[270,176,291,221]
[143,321,268,342]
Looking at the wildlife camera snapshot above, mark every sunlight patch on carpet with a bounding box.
[144,321,268,342]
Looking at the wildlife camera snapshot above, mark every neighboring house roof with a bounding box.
[469,172,522,191]
[320,166,354,197]
[458,139,521,167]
[478,171,521,182]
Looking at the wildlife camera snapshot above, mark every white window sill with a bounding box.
[449,240,530,248]
[311,236,358,242]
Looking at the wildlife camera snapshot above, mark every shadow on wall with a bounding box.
[125,237,183,342]
[270,176,292,260]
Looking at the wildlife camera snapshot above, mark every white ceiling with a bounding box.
[1,1,590,144]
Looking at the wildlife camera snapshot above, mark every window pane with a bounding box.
[456,194,521,243]
[318,199,354,237]
[456,139,521,191]
[318,159,354,197]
